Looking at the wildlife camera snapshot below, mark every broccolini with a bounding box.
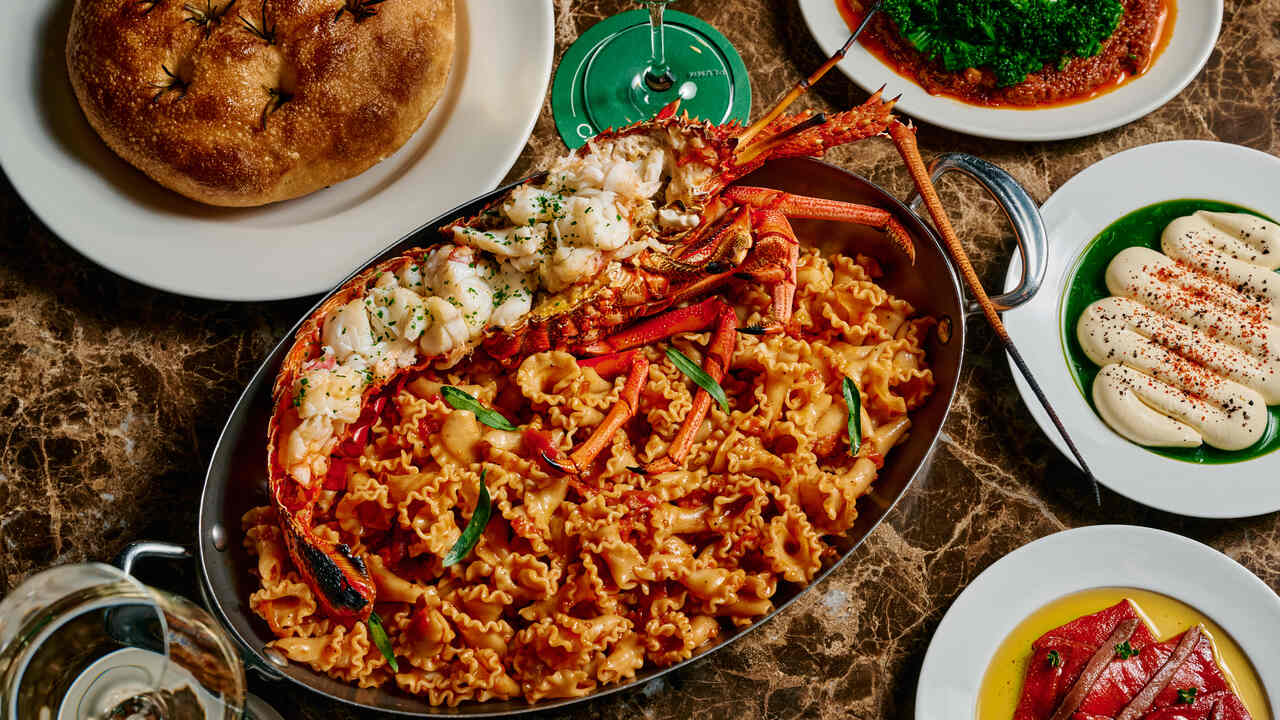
[880,0,1126,86]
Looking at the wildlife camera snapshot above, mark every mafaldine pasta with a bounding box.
[243,249,936,705]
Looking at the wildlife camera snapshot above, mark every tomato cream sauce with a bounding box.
[976,588,1269,720]
[1075,212,1280,450]
[835,0,1176,109]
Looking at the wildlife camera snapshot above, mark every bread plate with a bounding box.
[0,0,552,301]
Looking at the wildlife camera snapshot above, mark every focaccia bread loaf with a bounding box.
[67,0,455,207]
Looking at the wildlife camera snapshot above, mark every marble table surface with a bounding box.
[2,1,1278,718]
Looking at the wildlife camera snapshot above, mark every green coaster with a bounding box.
[551,9,752,149]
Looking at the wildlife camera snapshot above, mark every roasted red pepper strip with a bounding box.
[323,458,348,491]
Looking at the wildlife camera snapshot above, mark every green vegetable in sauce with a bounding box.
[367,612,399,672]
[843,377,863,456]
[442,469,492,568]
[666,347,730,414]
[880,0,1126,86]
[441,386,518,431]
[1046,649,1062,668]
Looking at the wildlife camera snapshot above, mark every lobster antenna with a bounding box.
[736,113,828,163]
[735,0,883,150]
[887,121,1104,506]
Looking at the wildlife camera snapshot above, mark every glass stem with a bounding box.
[644,2,674,91]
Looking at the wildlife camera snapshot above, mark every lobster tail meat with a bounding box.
[1015,601,1252,720]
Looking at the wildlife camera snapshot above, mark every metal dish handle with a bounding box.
[114,541,289,690]
[117,540,192,572]
[906,152,1047,314]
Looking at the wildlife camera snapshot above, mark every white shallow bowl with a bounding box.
[1002,141,1280,519]
[917,525,1280,720]
[0,0,553,301]
[798,0,1222,142]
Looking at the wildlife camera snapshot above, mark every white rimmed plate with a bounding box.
[797,0,1222,142]
[0,0,552,301]
[1002,141,1280,518]
[916,525,1280,720]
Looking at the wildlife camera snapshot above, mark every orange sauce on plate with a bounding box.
[833,0,1177,109]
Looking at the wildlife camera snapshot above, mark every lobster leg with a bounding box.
[550,298,738,475]
[577,296,725,357]
[559,354,651,473]
[577,348,640,377]
[738,208,800,334]
[643,299,738,475]
[721,186,916,263]
[671,205,751,268]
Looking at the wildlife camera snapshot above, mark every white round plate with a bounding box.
[0,0,552,301]
[1002,141,1280,518]
[798,1,1222,142]
[917,525,1280,720]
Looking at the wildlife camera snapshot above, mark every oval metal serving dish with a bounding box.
[198,157,969,716]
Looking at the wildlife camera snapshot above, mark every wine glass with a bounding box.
[551,1,751,148]
[0,562,246,719]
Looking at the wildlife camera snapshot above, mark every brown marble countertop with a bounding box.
[2,1,1278,718]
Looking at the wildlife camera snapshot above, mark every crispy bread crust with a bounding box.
[67,0,454,207]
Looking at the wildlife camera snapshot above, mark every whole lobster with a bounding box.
[267,45,953,625]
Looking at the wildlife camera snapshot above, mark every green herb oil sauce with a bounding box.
[1060,199,1280,464]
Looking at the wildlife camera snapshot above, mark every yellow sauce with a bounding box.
[976,588,1271,720]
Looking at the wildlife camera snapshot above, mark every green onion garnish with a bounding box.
[1046,649,1062,668]
[441,386,517,431]
[1115,640,1137,659]
[665,347,729,414]
[443,469,491,568]
[1177,688,1198,705]
[843,377,863,456]
[367,612,398,672]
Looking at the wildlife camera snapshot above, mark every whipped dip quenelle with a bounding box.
[1076,210,1280,451]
